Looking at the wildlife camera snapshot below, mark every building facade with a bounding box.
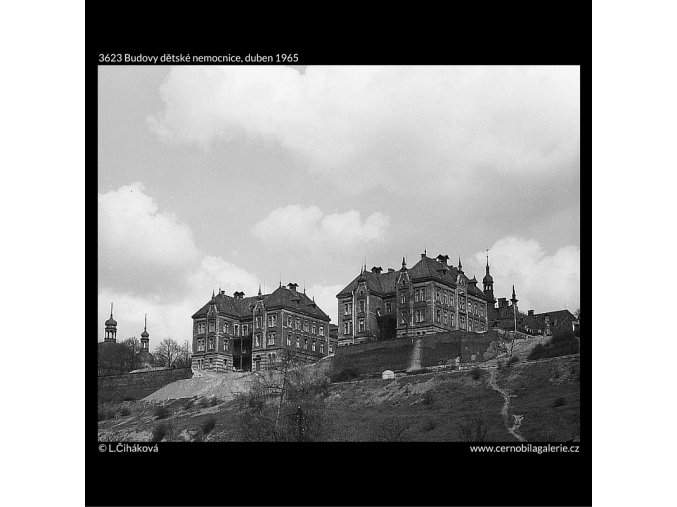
[191,283,332,372]
[336,253,493,346]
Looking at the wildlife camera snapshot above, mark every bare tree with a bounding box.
[154,338,180,368]
[120,336,141,371]
[236,348,329,441]
[173,340,192,368]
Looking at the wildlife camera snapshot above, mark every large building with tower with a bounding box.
[336,252,494,346]
[190,283,332,372]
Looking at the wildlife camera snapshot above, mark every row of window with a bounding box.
[281,313,325,336]
[284,334,325,353]
[197,321,250,336]
[197,313,327,337]
[342,318,367,335]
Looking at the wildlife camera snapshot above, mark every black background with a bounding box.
[87,5,590,506]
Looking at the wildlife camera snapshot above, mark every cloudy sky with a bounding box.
[98,65,580,348]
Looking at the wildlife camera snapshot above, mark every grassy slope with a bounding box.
[98,355,580,442]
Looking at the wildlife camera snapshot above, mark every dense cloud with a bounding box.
[465,237,580,313]
[148,66,579,195]
[252,205,390,254]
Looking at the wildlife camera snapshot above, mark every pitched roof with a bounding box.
[337,255,493,301]
[192,286,330,321]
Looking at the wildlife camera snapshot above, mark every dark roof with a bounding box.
[192,286,330,321]
[533,309,576,321]
[105,316,117,326]
[135,349,155,365]
[337,255,492,301]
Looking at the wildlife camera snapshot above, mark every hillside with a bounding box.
[97,353,580,442]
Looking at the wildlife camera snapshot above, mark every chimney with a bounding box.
[219,290,225,295]
[371,266,383,274]
[436,254,449,266]
[498,297,507,309]
[528,310,534,316]
[287,282,298,291]
[388,268,395,273]
[233,291,244,299]
[421,252,427,259]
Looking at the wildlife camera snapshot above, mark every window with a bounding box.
[267,332,275,346]
[329,343,334,353]
[234,324,239,336]
[386,302,392,314]
[296,336,300,348]
[320,342,324,353]
[208,337,214,350]
[268,314,277,327]
[296,317,301,330]
[209,321,215,332]
[443,293,447,305]
[304,320,309,332]
[359,300,365,313]
[319,325,324,336]
[443,310,448,325]
[287,314,293,328]
[401,313,407,324]
[223,321,230,333]
[401,294,405,304]
[312,341,316,352]
[414,290,419,302]
[256,316,262,329]
[415,309,426,323]
[242,324,248,335]
[304,338,308,349]
[286,334,291,346]
[436,290,440,302]
[197,339,205,352]
[358,319,365,332]
[255,334,261,347]
[449,294,454,306]
[343,302,352,315]
[450,313,454,327]
[197,322,206,334]
[344,322,349,334]
[311,323,316,334]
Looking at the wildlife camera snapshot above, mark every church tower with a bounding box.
[482,252,495,305]
[140,313,149,351]
[104,303,117,343]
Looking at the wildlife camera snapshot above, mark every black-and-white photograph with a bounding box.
[97,65,581,445]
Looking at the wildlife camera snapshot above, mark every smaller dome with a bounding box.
[483,273,493,283]
[141,329,149,338]
[105,316,117,326]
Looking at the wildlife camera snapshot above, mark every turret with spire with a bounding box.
[104,302,117,343]
[140,313,149,350]
[482,250,495,304]
[457,255,463,273]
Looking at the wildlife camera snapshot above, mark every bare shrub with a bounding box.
[458,416,488,442]
[422,390,434,405]
[507,355,519,366]
[202,415,217,435]
[422,418,437,431]
[553,396,566,407]
[151,421,174,442]
[371,416,407,442]
[470,367,483,380]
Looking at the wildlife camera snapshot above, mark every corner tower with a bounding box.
[482,251,495,305]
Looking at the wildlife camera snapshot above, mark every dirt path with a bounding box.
[487,368,526,442]
[407,338,422,371]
